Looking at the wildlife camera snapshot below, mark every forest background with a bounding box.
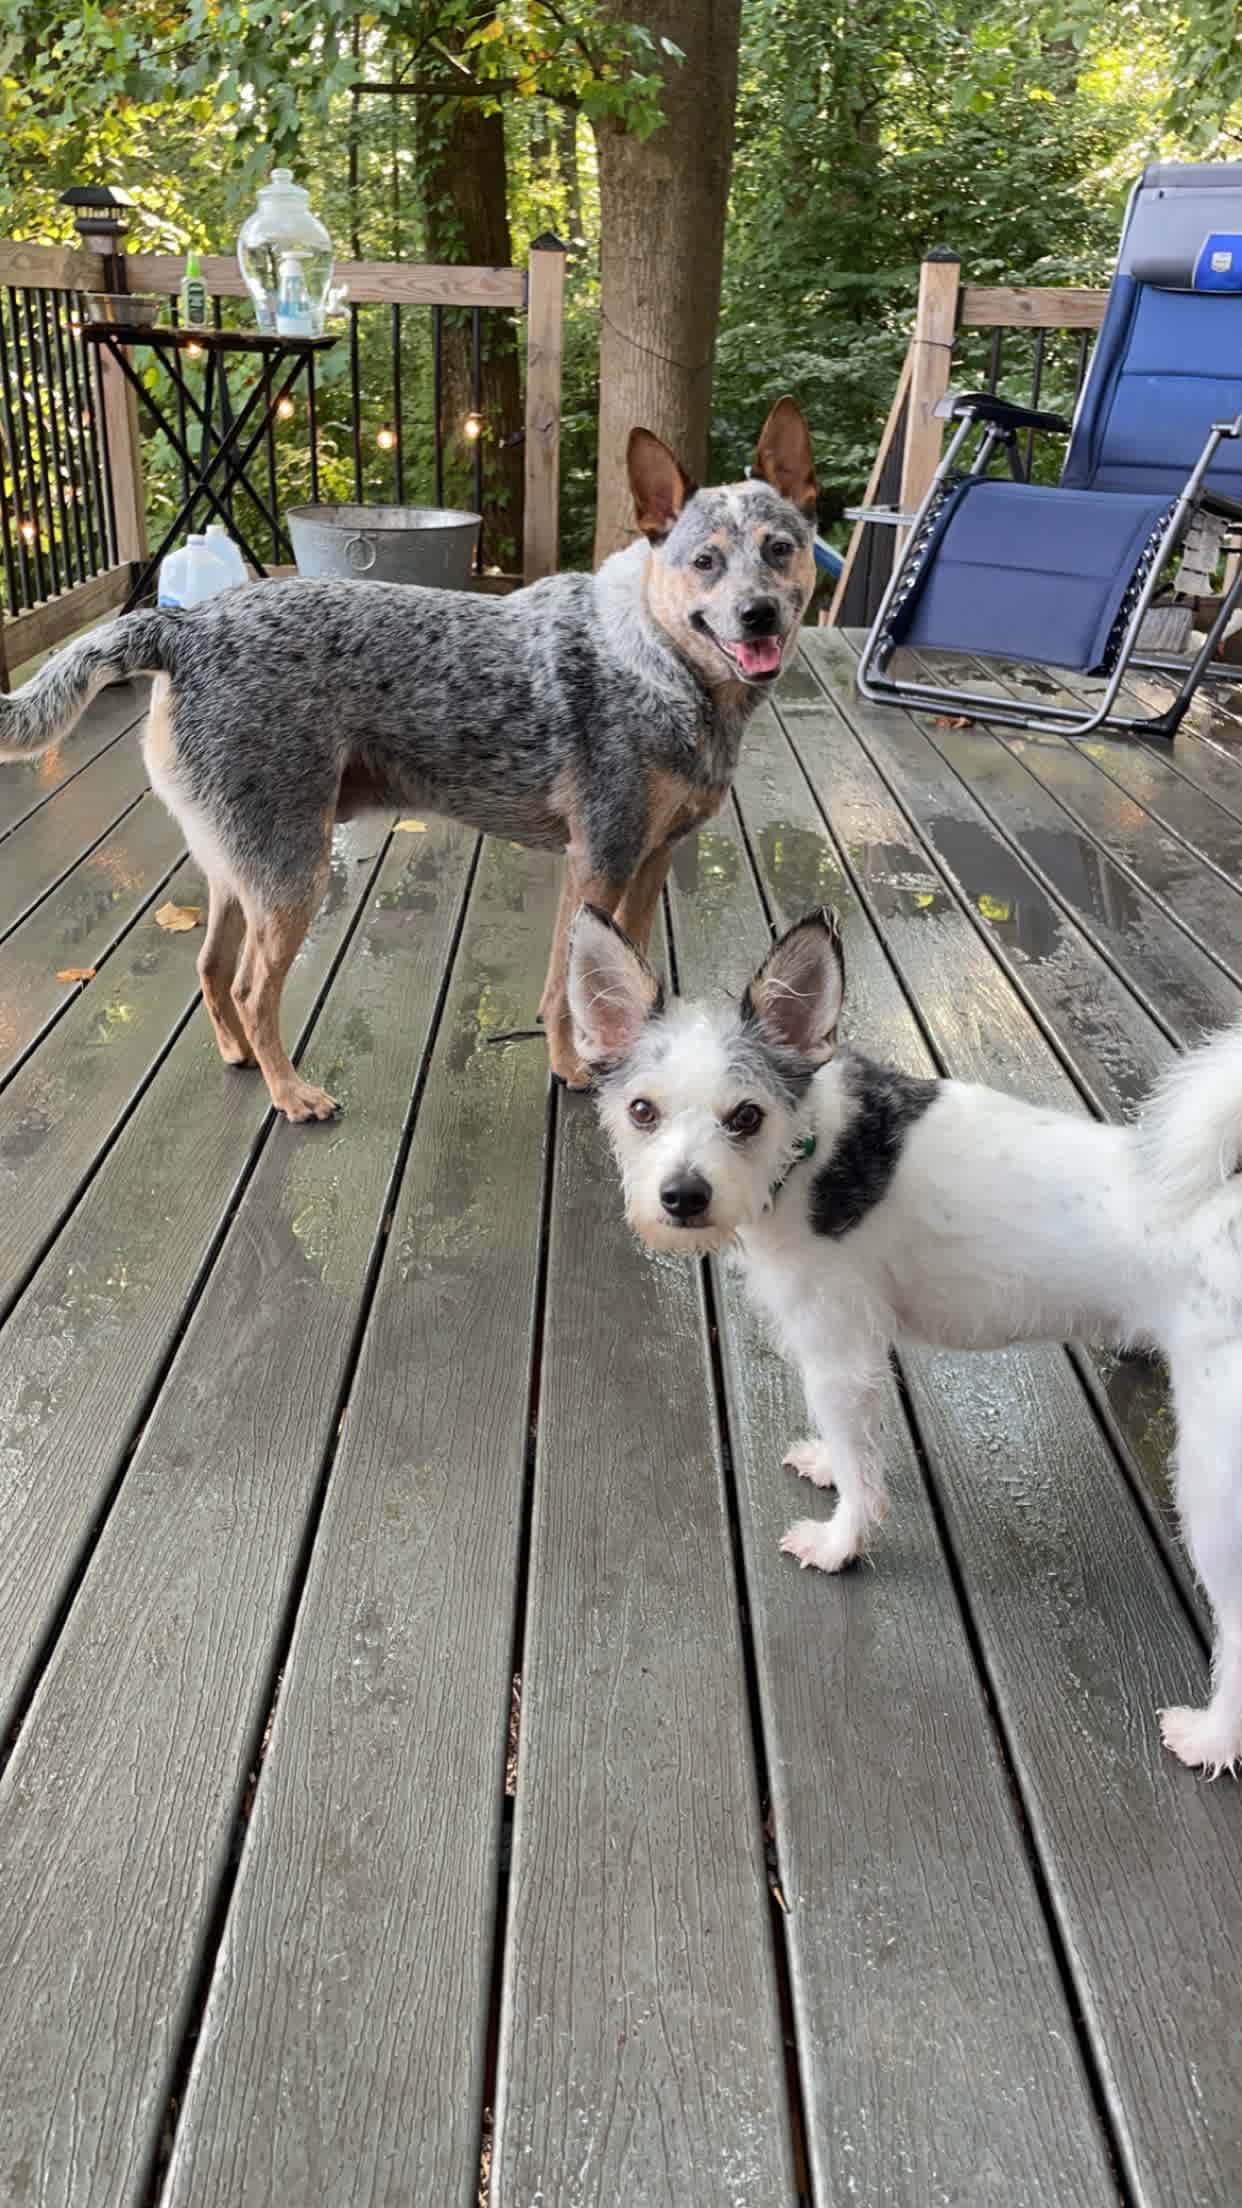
[2,0,1239,569]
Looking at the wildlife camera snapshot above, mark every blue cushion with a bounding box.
[890,480,1172,672]
[1064,281,1242,498]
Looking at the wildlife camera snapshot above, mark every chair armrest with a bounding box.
[933,390,1071,435]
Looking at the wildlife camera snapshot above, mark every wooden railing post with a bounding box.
[60,186,149,574]
[523,233,566,584]
[897,248,961,544]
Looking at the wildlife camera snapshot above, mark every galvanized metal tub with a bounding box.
[286,502,481,590]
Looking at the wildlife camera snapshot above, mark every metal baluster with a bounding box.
[36,289,76,584]
[168,298,193,515]
[16,290,57,596]
[65,296,103,575]
[49,293,88,579]
[471,305,483,571]
[987,327,1003,394]
[350,304,363,500]
[265,361,279,561]
[307,352,319,506]
[4,290,48,601]
[90,333,119,566]
[391,302,404,502]
[0,296,27,608]
[1074,328,1092,398]
[1024,329,1046,476]
[21,288,64,593]
[432,305,443,507]
[211,295,236,527]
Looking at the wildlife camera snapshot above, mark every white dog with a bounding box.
[567,901,1242,1775]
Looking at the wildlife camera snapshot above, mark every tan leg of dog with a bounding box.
[197,878,253,1067]
[614,841,675,951]
[540,857,624,1087]
[234,893,337,1122]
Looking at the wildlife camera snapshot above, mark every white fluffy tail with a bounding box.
[1141,1021,1242,1215]
[0,610,174,759]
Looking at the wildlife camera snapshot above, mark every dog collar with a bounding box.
[767,1132,817,1206]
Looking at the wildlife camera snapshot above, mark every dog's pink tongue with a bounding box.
[735,636,782,677]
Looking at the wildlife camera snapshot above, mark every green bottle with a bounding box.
[180,252,207,330]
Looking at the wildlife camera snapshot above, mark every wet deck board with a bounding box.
[162,840,554,2208]
[1,642,1241,2207]
[664,788,1117,2206]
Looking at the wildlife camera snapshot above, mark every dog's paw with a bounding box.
[1159,1702,1242,1777]
[783,1440,835,1490]
[780,1515,861,1575]
[272,1078,339,1124]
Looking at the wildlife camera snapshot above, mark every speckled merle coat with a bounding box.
[0,399,818,1121]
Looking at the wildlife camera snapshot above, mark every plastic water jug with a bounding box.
[157,534,236,608]
[203,524,248,589]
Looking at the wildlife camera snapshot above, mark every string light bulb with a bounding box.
[19,519,36,545]
[186,340,204,359]
[276,395,295,421]
[462,410,485,443]
[376,423,397,451]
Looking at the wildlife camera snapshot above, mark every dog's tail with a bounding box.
[1140,1020,1242,1215]
[0,609,180,760]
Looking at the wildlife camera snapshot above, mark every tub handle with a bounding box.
[344,531,377,573]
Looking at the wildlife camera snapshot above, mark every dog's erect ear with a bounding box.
[627,428,696,543]
[742,908,843,1063]
[752,397,818,519]
[568,904,664,1065]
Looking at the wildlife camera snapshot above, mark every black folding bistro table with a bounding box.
[79,322,338,610]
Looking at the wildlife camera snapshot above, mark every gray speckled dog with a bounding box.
[0,400,817,1121]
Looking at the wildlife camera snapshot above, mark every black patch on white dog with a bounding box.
[809,1055,939,1238]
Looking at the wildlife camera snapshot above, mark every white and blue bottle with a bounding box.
[275,252,315,338]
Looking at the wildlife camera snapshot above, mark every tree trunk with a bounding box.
[592,0,742,564]
[419,95,525,571]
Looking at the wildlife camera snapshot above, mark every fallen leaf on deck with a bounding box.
[155,901,203,932]
[934,714,973,729]
[394,817,427,832]
[56,965,96,983]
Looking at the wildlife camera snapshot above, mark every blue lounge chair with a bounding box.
[856,161,1242,738]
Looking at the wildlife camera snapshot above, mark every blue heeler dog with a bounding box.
[0,400,817,1121]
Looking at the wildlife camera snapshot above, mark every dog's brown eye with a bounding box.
[629,1097,659,1129]
[692,551,716,574]
[727,1101,765,1137]
[765,538,794,565]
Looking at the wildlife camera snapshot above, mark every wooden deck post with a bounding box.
[523,234,566,584]
[60,186,150,574]
[897,248,961,543]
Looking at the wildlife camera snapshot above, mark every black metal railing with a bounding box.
[0,286,117,616]
[141,287,504,577]
[957,322,1098,481]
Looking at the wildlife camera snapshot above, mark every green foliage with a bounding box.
[711,0,1233,530]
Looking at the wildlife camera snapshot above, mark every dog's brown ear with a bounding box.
[627,428,696,542]
[742,908,843,1063]
[752,397,818,519]
[568,904,664,1065]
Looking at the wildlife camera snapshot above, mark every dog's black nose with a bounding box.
[738,596,779,636]
[660,1172,712,1221]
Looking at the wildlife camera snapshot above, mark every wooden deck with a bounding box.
[2,627,1242,2207]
